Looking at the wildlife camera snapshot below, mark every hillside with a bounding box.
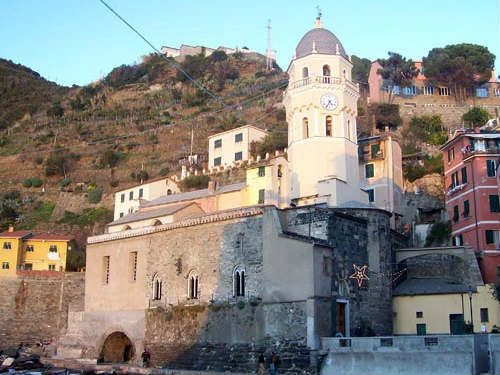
[0,51,288,261]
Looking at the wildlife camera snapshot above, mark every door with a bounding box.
[449,314,465,335]
[416,323,427,336]
[336,302,346,336]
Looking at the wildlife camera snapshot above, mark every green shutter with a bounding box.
[490,195,500,212]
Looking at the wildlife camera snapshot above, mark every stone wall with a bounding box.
[0,272,84,349]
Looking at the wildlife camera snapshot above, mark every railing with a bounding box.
[289,75,344,89]
[462,145,499,159]
[359,151,384,162]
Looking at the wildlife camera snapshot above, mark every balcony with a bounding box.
[461,144,499,160]
[359,150,385,162]
[287,75,358,91]
[446,183,467,197]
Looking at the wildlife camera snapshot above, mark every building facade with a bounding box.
[358,132,404,228]
[0,227,72,276]
[283,17,367,207]
[207,125,268,169]
[440,130,500,283]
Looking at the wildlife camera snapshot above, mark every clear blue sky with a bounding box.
[1,0,499,86]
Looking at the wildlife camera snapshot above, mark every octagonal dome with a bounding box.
[295,27,347,59]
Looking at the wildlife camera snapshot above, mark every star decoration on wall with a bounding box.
[349,264,369,288]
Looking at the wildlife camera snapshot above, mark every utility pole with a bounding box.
[266,19,276,71]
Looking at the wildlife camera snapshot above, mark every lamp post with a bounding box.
[468,286,474,334]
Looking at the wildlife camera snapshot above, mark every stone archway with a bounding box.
[100,332,135,363]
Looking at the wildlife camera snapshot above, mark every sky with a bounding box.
[1,0,499,86]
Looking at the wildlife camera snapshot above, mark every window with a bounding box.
[402,86,417,96]
[346,120,351,140]
[451,172,459,188]
[454,234,463,246]
[365,164,374,178]
[463,200,470,217]
[438,87,450,96]
[214,139,222,148]
[487,160,497,177]
[152,274,162,300]
[235,133,243,143]
[416,311,423,318]
[447,147,455,162]
[476,87,489,98]
[139,188,143,198]
[453,205,459,222]
[461,167,467,184]
[23,263,32,270]
[49,245,58,253]
[302,67,309,78]
[234,152,243,161]
[322,64,330,77]
[480,308,489,323]
[423,86,434,95]
[103,256,110,284]
[258,189,265,204]
[120,194,125,203]
[322,256,331,276]
[188,272,199,299]
[25,245,34,252]
[167,189,172,195]
[416,323,427,336]
[214,157,222,166]
[367,189,375,202]
[120,212,124,218]
[3,242,11,250]
[129,252,138,282]
[258,166,265,177]
[2,262,9,269]
[277,165,283,178]
[233,266,245,297]
[48,264,56,271]
[489,195,500,212]
[325,116,332,136]
[371,143,381,157]
[302,117,309,138]
[485,230,498,245]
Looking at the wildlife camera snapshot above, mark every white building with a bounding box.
[283,17,368,207]
[113,177,180,220]
[207,125,268,169]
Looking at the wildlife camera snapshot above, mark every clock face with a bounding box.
[320,93,338,111]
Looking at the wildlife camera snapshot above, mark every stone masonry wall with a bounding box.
[0,272,84,349]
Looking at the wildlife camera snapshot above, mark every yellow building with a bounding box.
[0,227,72,276]
[393,282,499,335]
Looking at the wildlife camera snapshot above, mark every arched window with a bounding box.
[326,116,332,136]
[323,65,330,76]
[233,266,245,297]
[302,67,309,78]
[152,273,162,300]
[277,164,283,178]
[188,271,199,299]
[302,117,309,138]
[343,69,346,78]
[346,120,351,140]
[167,189,172,195]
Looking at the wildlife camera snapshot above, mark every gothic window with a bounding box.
[302,117,309,138]
[188,271,199,299]
[233,266,245,297]
[326,116,332,136]
[152,273,162,300]
[302,67,309,78]
[323,65,331,77]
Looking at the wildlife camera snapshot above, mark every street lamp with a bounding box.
[468,286,474,333]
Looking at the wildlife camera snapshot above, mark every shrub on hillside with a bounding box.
[373,103,402,130]
[180,175,210,191]
[105,64,147,88]
[425,221,451,247]
[23,178,43,188]
[45,147,80,177]
[463,107,490,127]
[96,149,126,169]
[404,155,443,182]
[87,185,103,204]
[251,123,288,157]
[408,115,447,146]
[131,170,149,183]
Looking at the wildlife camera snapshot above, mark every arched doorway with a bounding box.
[100,332,135,363]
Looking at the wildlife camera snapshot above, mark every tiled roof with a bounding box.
[88,206,263,244]
[393,278,472,296]
[0,230,32,239]
[142,182,246,208]
[108,202,199,226]
[0,230,72,241]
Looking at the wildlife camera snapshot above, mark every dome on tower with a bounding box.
[295,24,347,59]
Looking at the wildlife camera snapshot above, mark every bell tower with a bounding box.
[283,15,367,206]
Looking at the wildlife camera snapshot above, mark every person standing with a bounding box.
[269,351,280,375]
[258,352,265,375]
[141,348,151,367]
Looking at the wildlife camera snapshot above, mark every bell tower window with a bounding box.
[326,116,332,136]
[302,67,309,78]
[346,120,351,140]
[302,117,309,138]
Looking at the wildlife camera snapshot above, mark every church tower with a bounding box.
[284,15,368,207]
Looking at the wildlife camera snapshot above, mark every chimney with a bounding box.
[208,180,217,193]
[8,224,14,233]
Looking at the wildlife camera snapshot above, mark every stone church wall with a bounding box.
[0,272,84,350]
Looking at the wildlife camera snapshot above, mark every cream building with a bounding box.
[113,177,180,220]
[207,125,268,169]
[358,133,404,227]
[283,17,367,207]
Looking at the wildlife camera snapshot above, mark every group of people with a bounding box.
[258,351,280,375]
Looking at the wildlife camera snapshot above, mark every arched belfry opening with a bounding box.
[100,332,135,363]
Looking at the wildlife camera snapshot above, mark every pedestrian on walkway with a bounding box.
[258,352,265,375]
[141,347,151,367]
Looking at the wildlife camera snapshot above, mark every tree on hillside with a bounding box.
[408,115,447,146]
[377,52,419,103]
[251,122,288,157]
[462,107,490,127]
[372,103,402,130]
[423,44,495,103]
[351,55,371,83]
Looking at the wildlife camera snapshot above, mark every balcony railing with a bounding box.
[359,150,385,162]
[289,75,347,90]
[461,145,499,159]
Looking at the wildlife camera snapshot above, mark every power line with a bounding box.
[98,0,230,109]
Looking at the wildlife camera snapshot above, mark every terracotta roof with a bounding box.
[0,230,32,239]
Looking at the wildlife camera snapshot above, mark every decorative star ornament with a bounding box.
[349,264,369,288]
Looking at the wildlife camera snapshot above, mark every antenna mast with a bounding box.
[266,19,276,71]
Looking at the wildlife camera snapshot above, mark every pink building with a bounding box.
[440,130,500,283]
